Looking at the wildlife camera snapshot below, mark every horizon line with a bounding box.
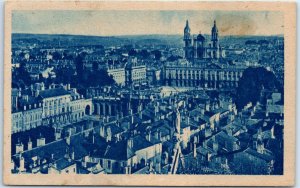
[12,32,284,38]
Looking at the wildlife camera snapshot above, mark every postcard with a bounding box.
[3,1,296,186]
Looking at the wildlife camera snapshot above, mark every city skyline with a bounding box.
[12,10,284,36]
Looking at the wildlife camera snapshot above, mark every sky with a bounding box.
[12,10,284,36]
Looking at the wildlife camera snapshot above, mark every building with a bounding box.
[88,134,162,174]
[125,57,147,86]
[39,87,92,127]
[163,20,246,89]
[146,67,162,85]
[11,93,43,134]
[107,66,126,86]
[11,84,93,133]
[183,20,225,61]
[164,60,245,88]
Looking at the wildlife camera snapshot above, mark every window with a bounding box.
[108,160,111,169]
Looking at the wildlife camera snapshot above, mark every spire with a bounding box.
[214,20,216,26]
[184,20,190,33]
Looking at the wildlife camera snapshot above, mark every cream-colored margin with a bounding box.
[3,1,296,186]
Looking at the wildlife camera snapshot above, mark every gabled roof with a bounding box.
[106,141,135,160]
[131,135,157,151]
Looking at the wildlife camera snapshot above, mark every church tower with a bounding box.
[211,20,220,59]
[183,20,193,60]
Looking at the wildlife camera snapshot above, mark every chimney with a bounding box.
[27,137,32,150]
[131,115,134,125]
[155,131,159,140]
[19,155,25,172]
[213,139,218,152]
[193,142,197,158]
[271,125,275,139]
[66,134,71,145]
[163,152,169,165]
[127,138,133,149]
[257,141,265,154]
[200,108,205,115]
[205,102,210,112]
[100,126,105,137]
[71,150,75,160]
[16,142,24,154]
[37,134,46,147]
[125,165,132,174]
[55,129,61,141]
[106,126,112,142]
[35,90,40,97]
[146,130,151,142]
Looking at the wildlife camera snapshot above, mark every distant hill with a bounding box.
[12,33,283,49]
[12,33,183,48]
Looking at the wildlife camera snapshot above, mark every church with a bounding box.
[163,20,246,89]
[183,20,225,61]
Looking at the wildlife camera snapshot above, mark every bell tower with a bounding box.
[211,20,220,59]
[183,20,192,60]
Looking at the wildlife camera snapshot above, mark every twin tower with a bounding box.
[183,20,224,61]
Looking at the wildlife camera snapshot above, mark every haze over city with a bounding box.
[12,10,284,36]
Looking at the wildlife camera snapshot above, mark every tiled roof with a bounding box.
[103,141,135,160]
[39,88,70,98]
[54,158,75,170]
[131,135,156,151]
[244,148,274,162]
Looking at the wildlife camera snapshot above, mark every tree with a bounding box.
[74,54,84,81]
[128,49,137,56]
[235,67,281,109]
[152,50,162,60]
[140,49,150,59]
[55,67,76,85]
[12,61,32,88]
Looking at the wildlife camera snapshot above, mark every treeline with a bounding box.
[245,40,270,45]
[12,53,115,89]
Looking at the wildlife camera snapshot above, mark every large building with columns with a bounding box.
[163,60,246,89]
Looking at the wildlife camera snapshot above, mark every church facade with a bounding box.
[163,20,246,89]
[183,20,225,61]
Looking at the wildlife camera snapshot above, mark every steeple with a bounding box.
[184,20,190,33]
[211,19,219,51]
[211,20,219,42]
[183,19,193,60]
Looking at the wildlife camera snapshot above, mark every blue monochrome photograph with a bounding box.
[10,10,284,175]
